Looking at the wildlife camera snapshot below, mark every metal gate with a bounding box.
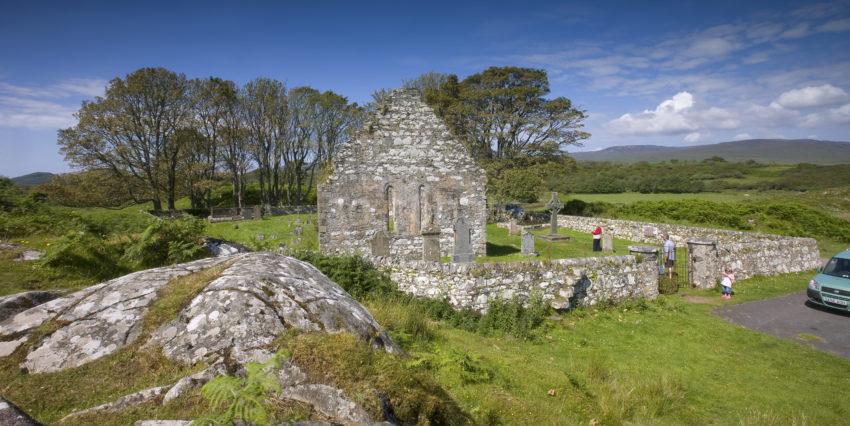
[658,246,689,294]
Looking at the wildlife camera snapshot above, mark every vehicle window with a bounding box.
[823,257,850,278]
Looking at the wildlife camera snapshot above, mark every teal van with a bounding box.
[808,249,850,312]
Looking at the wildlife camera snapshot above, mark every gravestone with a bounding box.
[294,226,303,237]
[242,208,253,220]
[452,218,474,263]
[253,205,261,220]
[421,226,441,262]
[256,234,265,241]
[602,232,614,252]
[295,218,303,225]
[521,230,537,256]
[508,219,520,236]
[539,192,569,242]
[643,226,656,238]
[370,232,390,257]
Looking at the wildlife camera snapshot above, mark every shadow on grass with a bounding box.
[486,242,519,257]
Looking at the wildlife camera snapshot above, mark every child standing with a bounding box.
[721,267,735,300]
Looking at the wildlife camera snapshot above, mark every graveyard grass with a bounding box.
[385,271,849,425]
[482,224,642,263]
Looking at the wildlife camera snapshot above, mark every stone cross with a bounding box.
[452,218,474,263]
[521,230,536,256]
[544,192,564,236]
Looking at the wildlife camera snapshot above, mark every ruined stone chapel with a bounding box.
[318,89,487,259]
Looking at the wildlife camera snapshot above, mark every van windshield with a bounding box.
[823,257,850,279]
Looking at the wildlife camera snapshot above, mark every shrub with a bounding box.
[40,231,130,280]
[495,168,544,203]
[123,218,207,268]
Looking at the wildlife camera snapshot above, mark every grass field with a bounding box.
[4,270,848,425]
[391,272,850,425]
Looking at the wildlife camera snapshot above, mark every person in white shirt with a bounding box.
[721,267,735,300]
[662,234,675,279]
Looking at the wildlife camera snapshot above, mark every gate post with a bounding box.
[687,240,720,289]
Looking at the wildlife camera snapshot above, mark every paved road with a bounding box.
[715,291,850,360]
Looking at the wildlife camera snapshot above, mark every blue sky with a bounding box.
[2,0,850,176]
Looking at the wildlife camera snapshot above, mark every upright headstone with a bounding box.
[293,226,303,237]
[540,192,569,241]
[242,208,253,220]
[521,230,537,256]
[508,218,520,235]
[253,205,262,220]
[421,226,441,262]
[643,226,656,238]
[370,232,390,257]
[602,232,614,253]
[452,218,474,263]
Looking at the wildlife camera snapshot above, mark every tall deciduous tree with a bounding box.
[423,66,590,160]
[242,78,287,208]
[59,67,190,212]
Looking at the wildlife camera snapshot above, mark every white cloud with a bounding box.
[818,18,850,32]
[779,23,810,39]
[733,132,751,140]
[802,103,850,127]
[0,78,103,129]
[0,96,76,128]
[608,91,740,136]
[684,132,702,142]
[776,84,848,108]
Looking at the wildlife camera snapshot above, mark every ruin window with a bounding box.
[415,185,425,234]
[385,185,396,233]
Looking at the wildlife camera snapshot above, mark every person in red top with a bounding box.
[592,226,602,252]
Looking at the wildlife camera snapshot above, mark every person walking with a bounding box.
[592,226,602,252]
[662,233,675,279]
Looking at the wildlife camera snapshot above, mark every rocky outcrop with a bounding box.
[0,291,62,323]
[147,252,400,365]
[203,237,251,257]
[0,397,40,426]
[0,256,229,373]
[2,252,401,425]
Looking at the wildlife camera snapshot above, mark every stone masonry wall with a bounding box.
[555,215,820,281]
[318,89,487,259]
[370,255,659,312]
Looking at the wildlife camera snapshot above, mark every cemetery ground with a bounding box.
[3,192,850,424]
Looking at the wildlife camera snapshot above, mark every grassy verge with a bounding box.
[0,263,228,424]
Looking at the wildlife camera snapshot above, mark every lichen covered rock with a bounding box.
[148,252,400,365]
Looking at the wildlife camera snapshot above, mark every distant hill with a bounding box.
[10,172,55,187]
[570,139,850,164]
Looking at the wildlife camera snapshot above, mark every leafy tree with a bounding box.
[423,66,589,160]
[58,67,190,212]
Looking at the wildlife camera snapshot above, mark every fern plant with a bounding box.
[193,355,283,425]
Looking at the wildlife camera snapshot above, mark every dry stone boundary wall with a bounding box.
[555,215,821,282]
[370,255,658,312]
